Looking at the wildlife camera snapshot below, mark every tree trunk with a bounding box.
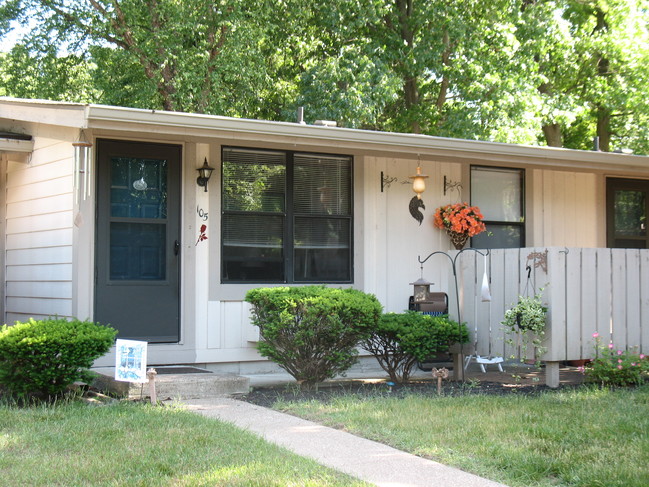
[594,8,611,152]
[404,77,421,133]
[395,0,421,133]
[435,30,452,130]
[542,123,563,147]
[596,107,611,152]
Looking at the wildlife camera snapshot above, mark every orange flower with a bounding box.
[433,203,486,237]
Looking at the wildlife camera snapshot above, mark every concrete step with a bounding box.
[91,366,250,400]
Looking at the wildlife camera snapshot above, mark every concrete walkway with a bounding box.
[183,396,508,487]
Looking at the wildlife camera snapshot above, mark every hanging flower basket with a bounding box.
[434,203,486,249]
[446,230,470,250]
[502,292,549,366]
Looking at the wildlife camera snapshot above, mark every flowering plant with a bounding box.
[580,332,649,386]
[433,203,486,237]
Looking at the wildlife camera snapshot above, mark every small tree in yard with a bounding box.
[362,311,469,383]
[246,286,382,389]
[0,318,117,399]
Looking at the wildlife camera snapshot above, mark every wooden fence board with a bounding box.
[503,248,523,360]
[565,248,582,359]
[641,251,649,354]
[457,251,477,345]
[486,249,507,358]
[580,248,599,358]
[595,248,613,345]
[625,250,641,350]
[476,252,493,356]
[545,248,566,361]
[611,249,628,350]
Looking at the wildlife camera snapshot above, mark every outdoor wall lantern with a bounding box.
[196,157,215,192]
[409,164,428,199]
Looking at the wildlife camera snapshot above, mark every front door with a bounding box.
[607,178,649,249]
[95,139,181,342]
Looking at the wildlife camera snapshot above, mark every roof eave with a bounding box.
[86,104,648,173]
[1,98,646,174]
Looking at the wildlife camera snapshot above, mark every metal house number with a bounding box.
[196,206,208,221]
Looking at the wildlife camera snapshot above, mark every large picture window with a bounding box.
[470,166,525,248]
[221,147,353,283]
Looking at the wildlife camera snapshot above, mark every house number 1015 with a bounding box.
[197,206,208,221]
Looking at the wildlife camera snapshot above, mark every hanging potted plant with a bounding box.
[433,202,486,250]
[502,292,548,365]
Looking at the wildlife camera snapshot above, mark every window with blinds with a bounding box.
[470,166,525,248]
[222,147,353,282]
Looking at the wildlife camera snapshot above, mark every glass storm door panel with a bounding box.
[607,178,649,249]
[95,140,181,343]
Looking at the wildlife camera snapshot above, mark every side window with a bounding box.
[470,166,525,248]
[221,147,353,283]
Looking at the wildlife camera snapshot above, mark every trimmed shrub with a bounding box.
[361,311,469,383]
[246,286,382,388]
[0,318,117,397]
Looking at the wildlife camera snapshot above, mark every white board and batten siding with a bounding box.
[362,156,463,313]
[458,247,649,363]
[4,129,75,324]
[195,300,263,364]
[530,170,601,247]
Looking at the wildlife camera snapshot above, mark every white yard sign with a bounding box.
[114,339,148,383]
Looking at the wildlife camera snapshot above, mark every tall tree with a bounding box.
[519,0,649,153]
[1,0,647,154]
[0,0,292,116]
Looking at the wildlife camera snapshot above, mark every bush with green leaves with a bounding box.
[361,311,469,383]
[0,318,117,398]
[246,286,382,389]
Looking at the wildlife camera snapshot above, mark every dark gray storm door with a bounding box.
[607,178,648,249]
[95,139,182,343]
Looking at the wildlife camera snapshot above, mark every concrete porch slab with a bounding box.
[91,366,250,399]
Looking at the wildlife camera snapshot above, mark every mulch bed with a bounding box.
[236,375,582,409]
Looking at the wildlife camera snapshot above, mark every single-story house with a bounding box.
[0,97,647,375]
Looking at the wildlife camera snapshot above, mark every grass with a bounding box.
[275,385,649,487]
[0,399,369,487]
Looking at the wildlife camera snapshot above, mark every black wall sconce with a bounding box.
[196,157,215,192]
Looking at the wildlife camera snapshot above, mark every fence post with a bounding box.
[545,361,560,388]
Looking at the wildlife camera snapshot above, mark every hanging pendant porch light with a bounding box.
[410,165,429,199]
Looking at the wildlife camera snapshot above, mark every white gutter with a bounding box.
[0,137,33,153]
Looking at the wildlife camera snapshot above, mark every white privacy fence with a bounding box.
[445,247,649,363]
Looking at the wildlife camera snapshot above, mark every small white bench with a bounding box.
[464,354,504,373]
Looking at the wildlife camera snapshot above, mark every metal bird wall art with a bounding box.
[409,195,425,225]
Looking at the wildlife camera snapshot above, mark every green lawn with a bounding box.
[275,385,649,487]
[0,400,368,487]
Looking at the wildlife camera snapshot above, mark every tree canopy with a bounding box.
[1,0,647,154]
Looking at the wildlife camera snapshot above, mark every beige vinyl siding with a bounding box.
[362,156,461,313]
[4,128,75,324]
